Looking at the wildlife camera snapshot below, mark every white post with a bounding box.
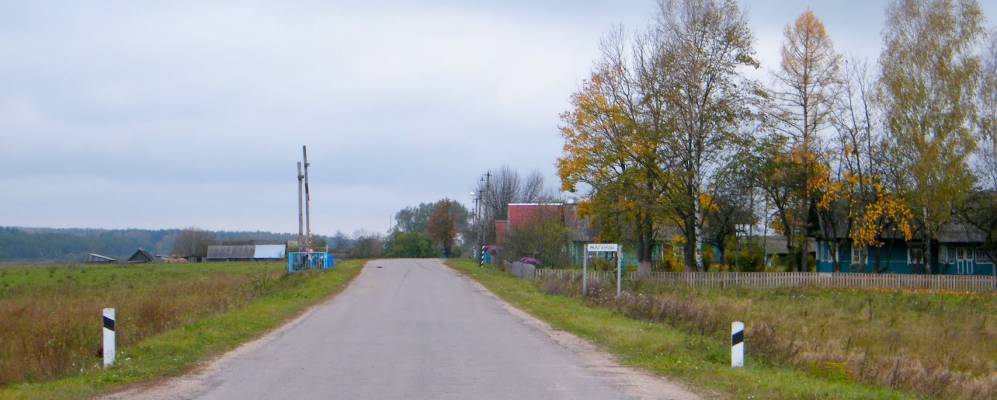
[103,308,116,368]
[616,247,622,298]
[731,321,744,368]
[582,250,588,295]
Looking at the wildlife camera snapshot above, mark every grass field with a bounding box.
[0,260,364,400]
[447,259,950,400]
[602,280,997,399]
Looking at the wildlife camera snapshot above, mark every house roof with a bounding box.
[207,244,287,259]
[87,253,117,262]
[207,245,255,259]
[507,203,564,229]
[750,236,816,255]
[127,249,156,263]
[937,223,987,243]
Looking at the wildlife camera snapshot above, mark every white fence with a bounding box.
[533,269,996,292]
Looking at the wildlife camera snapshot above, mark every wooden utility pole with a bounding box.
[297,161,304,251]
[303,146,312,252]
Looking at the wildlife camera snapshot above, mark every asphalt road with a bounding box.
[111,259,697,400]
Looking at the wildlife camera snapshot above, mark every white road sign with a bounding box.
[586,243,619,252]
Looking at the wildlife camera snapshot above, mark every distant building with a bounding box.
[85,253,118,264]
[127,249,158,263]
[206,244,287,261]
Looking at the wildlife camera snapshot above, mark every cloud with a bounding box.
[1,1,993,233]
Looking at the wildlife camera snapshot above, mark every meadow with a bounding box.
[572,280,997,399]
[0,260,363,399]
[449,259,996,399]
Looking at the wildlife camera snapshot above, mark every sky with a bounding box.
[1,1,994,235]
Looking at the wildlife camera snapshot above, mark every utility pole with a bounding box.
[303,146,312,252]
[297,161,304,251]
[477,172,491,264]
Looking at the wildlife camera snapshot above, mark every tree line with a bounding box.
[559,0,997,274]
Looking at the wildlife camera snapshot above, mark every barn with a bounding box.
[206,244,287,261]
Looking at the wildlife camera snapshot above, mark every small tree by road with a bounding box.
[427,199,460,257]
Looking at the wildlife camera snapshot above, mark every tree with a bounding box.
[767,10,842,271]
[426,199,460,257]
[880,0,985,273]
[657,0,758,271]
[384,231,439,258]
[348,231,384,259]
[976,29,997,191]
[752,135,809,270]
[172,227,215,257]
[558,27,672,275]
[824,61,915,271]
[394,203,436,233]
[476,167,553,244]
[502,205,571,267]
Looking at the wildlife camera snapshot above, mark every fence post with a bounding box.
[732,321,744,368]
[103,308,115,368]
[582,251,588,296]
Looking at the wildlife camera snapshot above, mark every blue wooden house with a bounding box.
[816,223,994,275]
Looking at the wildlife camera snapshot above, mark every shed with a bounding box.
[206,244,287,261]
[127,249,157,263]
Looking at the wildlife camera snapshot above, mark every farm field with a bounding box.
[449,259,997,399]
[0,260,363,400]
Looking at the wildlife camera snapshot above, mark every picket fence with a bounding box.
[533,269,996,292]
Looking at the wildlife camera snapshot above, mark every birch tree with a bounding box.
[880,0,985,273]
[657,0,758,271]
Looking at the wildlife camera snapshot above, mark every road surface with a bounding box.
[109,259,698,400]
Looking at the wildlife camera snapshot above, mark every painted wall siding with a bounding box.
[817,240,994,275]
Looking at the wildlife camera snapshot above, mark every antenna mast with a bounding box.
[296,161,304,251]
[302,146,312,252]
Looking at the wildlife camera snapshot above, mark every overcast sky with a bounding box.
[1,1,994,235]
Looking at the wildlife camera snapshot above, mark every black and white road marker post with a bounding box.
[103,308,115,368]
[731,321,744,368]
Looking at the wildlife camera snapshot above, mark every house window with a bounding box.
[908,247,924,265]
[977,249,993,264]
[851,246,867,265]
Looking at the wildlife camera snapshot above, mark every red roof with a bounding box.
[508,203,564,230]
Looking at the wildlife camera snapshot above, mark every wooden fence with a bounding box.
[533,269,997,292]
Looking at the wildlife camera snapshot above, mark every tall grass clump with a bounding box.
[0,262,296,387]
[539,275,996,399]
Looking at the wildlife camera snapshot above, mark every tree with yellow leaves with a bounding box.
[558,28,672,275]
[767,10,842,271]
[880,0,985,273]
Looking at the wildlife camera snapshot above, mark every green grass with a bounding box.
[447,259,922,399]
[0,260,364,400]
[618,282,996,397]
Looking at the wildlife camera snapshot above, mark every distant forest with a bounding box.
[0,227,336,262]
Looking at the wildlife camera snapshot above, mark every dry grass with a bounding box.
[541,276,997,399]
[0,262,289,387]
